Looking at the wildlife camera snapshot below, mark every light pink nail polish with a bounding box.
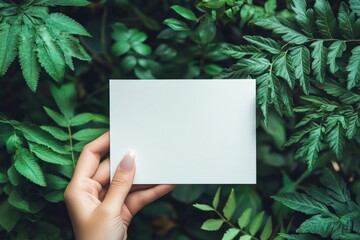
[118,150,135,171]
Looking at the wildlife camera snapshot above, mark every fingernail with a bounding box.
[118,150,135,171]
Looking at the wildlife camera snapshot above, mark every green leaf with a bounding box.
[46,174,69,190]
[70,113,109,126]
[346,111,359,138]
[112,41,131,56]
[219,45,263,59]
[72,128,108,141]
[34,0,89,6]
[222,228,240,240]
[121,55,137,72]
[40,126,69,141]
[36,26,65,82]
[0,171,8,184]
[14,148,47,187]
[8,189,30,212]
[321,168,351,203]
[212,187,221,209]
[265,0,277,14]
[45,190,64,203]
[198,0,225,9]
[43,107,68,127]
[254,17,308,44]
[7,166,21,186]
[350,0,360,16]
[6,133,22,154]
[171,5,197,21]
[193,203,214,211]
[30,143,72,165]
[223,189,236,220]
[238,208,252,229]
[273,51,296,88]
[57,36,91,70]
[204,64,222,76]
[310,40,327,83]
[50,82,77,119]
[0,23,19,76]
[273,192,328,215]
[239,235,252,240]
[19,26,40,92]
[260,217,272,240]
[327,41,346,74]
[291,0,314,37]
[46,13,90,37]
[193,17,216,45]
[291,46,310,94]
[346,45,360,90]
[314,0,337,38]
[163,18,189,31]
[132,42,152,55]
[296,215,340,237]
[326,119,345,159]
[338,3,357,39]
[243,35,281,54]
[0,201,20,232]
[201,219,224,231]
[249,211,264,236]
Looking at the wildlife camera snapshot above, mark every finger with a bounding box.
[92,158,110,187]
[102,150,136,212]
[73,132,110,179]
[125,184,176,216]
[130,184,156,192]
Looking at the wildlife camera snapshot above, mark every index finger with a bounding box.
[73,131,110,179]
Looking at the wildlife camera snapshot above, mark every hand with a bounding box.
[64,132,175,240]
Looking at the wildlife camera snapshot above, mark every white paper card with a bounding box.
[110,79,256,184]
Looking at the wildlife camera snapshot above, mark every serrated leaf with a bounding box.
[30,143,72,165]
[19,26,40,92]
[72,128,108,141]
[238,208,252,229]
[34,0,89,6]
[273,192,328,215]
[171,5,197,21]
[201,219,224,231]
[46,13,90,37]
[70,113,109,126]
[296,215,340,237]
[254,17,308,44]
[57,36,91,70]
[8,189,30,212]
[243,35,281,54]
[279,233,321,240]
[14,148,46,187]
[260,217,272,240]
[326,120,345,159]
[249,211,264,236]
[46,174,69,190]
[163,18,189,31]
[40,126,69,141]
[43,107,68,127]
[0,201,19,232]
[219,45,263,59]
[193,203,214,211]
[222,228,240,240]
[273,51,296,88]
[7,166,21,186]
[350,0,360,16]
[346,45,360,90]
[327,41,346,74]
[223,189,236,220]
[50,83,77,119]
[314,0,337,38]
[212,187,221,209]
[338,3,357,39]
[291,0,314,37]
[0,23,19,76]
[321,168,351,203]
[310,40,327,83]
[291,46,310,94]
[302,126,324,171]
[239,235,252,240]
[346,112,359,138]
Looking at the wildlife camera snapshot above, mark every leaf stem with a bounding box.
[67,124,76,168]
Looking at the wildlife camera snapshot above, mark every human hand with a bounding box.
[64,132,175,240]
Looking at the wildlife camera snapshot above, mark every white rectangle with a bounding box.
[110,79,256,184]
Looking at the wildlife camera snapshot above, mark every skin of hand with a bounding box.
[64,132,176,240]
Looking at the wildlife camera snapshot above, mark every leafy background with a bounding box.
[0,0,360,239]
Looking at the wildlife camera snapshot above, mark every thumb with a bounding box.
[103,150,136,212]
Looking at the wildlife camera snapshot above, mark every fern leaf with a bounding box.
[310,40,327,83]
[305,126,324,170]
[57,36,91,70]
[29,143,72,165]
[338,3,357,39]
[36,27,65,82]
[43,107,68,127]
[314,0,337,38]
[222,228,240,240]
[219,45,264,59]
[346,111,359,139]
[291,0,314,37]
[33,0,89,6]
[236,57,270,75]
[284,123,319,147]
[346,45,360,90]
[243,35,281,54]
[274,51,296,88]
[318,80,360,104]
[0,23,19,76]
[325,119,345,159]
[19,26,40,92]
[40,126,69,141]
[321,168,351,203]
[46,13,91,37]
[254,16,308,44]
[273,192,329,215]
[296,215,340,238]
[14,148,46,187]
[291,46,310,94]
[350,0,360,16]
[327,41,346,74]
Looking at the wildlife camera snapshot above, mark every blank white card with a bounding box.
[110,79,256,184]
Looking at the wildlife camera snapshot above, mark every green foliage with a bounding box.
[0,1,91,91]
[194,188,274,240]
